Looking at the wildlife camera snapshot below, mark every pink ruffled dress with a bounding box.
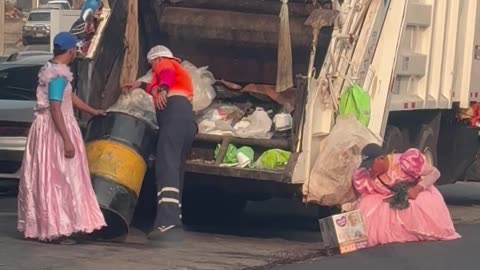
[353,148,461,247]
[17,62,106,241]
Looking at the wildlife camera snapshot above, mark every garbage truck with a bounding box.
[75,0,480,215]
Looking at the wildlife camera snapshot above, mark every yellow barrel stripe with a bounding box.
[86,140,146,197]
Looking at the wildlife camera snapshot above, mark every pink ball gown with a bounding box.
[353,148,461,247]
[17,62,106,241]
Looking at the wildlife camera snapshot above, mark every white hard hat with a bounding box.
[147,45,180,62]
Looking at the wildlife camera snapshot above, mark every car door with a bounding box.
[0,64,40,177]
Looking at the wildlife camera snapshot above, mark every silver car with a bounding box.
[0,55,50,188]
[22,9,51,45]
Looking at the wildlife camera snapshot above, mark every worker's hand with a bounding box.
[92,109,106,116]
[63,139,76,159]
[154,89,168,111]
[407,185,424,200]
[122,81,141,94]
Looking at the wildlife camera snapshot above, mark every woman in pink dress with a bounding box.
[17,32,106,244]
[353,143,461,247]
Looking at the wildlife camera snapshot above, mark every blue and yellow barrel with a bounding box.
[85,112,157,239]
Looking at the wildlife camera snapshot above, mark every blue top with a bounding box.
[48,76,68,102]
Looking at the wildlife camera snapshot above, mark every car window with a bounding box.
[28,12,51,22]
[0,66,41,101]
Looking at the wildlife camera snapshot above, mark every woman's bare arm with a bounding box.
[72,93,98,115]
[49,102,70,142]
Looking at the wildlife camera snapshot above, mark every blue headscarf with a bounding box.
[80,0,101,20]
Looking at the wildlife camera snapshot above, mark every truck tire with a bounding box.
[383,125,408,153]
[415,126,438,167]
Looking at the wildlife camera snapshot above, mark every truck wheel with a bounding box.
[383,126,408,153]
[415,126,438,167]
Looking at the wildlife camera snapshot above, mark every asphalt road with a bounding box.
[272,224,480,270]
[268,182,480,270]
[0,182,479,270]
[0,194,324,270]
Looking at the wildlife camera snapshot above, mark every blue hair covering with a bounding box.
[81,0,101,20]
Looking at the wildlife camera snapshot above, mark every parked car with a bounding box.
[0,56,48,184]
[42,0,72,10]
[22,9,51,46]
[5,51,52,62]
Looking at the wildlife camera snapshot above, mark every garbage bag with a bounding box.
[214,144,255,168]
[303,115,381,206]
[137,69,153,83]
[254,149,291,170]
[182,61,216,112]
[234,108,273,139]
[197,105,272,139]
[197,103,245,136]
[339,84,371,127]
[214,144,238,165]
[107,88,158,129]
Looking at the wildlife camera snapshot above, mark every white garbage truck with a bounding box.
[75,0,480,214]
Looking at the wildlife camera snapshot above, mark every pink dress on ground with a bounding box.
[353,148,461,247]
[17,62,106,241]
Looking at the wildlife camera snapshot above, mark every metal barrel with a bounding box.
[85,112,157,239]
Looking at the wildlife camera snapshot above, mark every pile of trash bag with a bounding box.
[214,143,291,170]
[197,105,273,139]
[107,88,158,129]
[303,115,381,206]
[182,61,216,112]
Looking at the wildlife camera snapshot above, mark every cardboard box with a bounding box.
[319,210,368,254]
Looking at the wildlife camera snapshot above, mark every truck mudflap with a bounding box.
[186,134,299,183]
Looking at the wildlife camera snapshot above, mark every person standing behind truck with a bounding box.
[123,45,197,241]
[80,0,101,20]
[352,143,461,247]
[17,32,107,244]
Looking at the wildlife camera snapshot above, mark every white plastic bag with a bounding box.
[107,88,158,129]
[234,108,273,139]
[303,115,381,206]
[196,105,273,139]
[181,61,216,112]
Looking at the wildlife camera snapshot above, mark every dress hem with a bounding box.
[18,223,106,242]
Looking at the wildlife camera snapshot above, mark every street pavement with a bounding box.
[0,194,324,270]
[272,224,480,270]
[269,182,480,270]
[0,182,479,270]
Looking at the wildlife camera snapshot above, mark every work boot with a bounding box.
[148,226,185,243]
